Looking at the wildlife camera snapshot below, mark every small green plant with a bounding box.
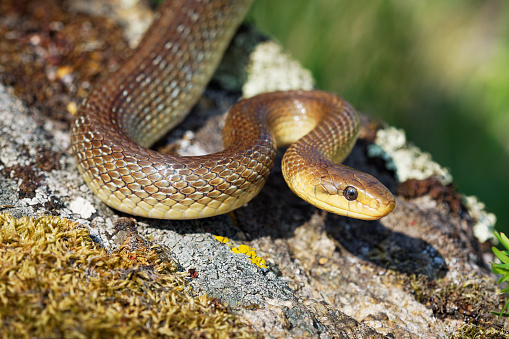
[491,231,509,318]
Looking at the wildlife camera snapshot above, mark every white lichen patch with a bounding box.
[372,127,497,243]
[70,197,97,219]
[21,188,48,206]
[369,127,453,185]
[463,195,497,243]
[243,41,314,98]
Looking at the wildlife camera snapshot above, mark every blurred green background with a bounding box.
[248,0,509,235]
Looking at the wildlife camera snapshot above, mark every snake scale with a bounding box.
[71,0,395,220]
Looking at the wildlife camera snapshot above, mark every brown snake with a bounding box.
[71,0,395,220]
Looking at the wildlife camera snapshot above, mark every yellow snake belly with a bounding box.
[71,0,396,220]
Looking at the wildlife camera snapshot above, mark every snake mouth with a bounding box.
[348,198,396,220]
[350,187,396,220]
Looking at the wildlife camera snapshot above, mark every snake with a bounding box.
[71,0,395,220]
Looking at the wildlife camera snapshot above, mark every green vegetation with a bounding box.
[491,232,509,318]
[249,1,509,235]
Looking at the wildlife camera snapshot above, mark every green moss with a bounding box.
[0,213,258,338]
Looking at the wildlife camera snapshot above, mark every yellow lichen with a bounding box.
[214,235,230,244]
[214,235,267,269]
[0,213,258,338]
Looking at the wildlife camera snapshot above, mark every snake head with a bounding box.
[286,163,396,220]
[332,169,396,220]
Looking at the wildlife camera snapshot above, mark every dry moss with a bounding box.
[0,213,258,338]
[409,273,506,329]
[453,323,509,338]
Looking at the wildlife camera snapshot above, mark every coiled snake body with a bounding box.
[71,0,395,220]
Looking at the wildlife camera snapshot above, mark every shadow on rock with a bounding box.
[326,215,448,280]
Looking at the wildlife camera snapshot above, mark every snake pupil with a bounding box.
[343,186,358,201]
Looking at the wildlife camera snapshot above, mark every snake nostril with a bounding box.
[343,186,358,201]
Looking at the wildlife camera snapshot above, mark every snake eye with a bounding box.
[343,186,358,201]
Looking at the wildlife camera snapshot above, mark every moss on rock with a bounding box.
[0,213,258,338]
